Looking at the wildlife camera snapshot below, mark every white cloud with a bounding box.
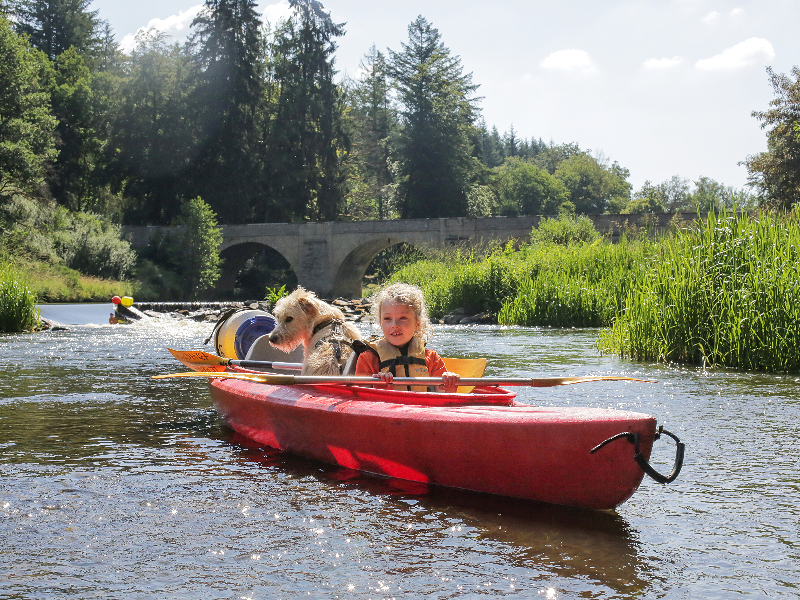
[540,49,595,72]
[703,7,746,24]
[119,1,292,54]
[643,56,683,69]
[695,37,776,70]
[259,0,292,24]
[120,4,203,52]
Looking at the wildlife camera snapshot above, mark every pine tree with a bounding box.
[189,0,265,224]
[14,0,101,62]
[346,45,396,219]
[389,16,480,218]
[266,0,347,222]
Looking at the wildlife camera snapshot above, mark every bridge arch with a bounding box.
[331,237,426,298]
[216,241,298,297]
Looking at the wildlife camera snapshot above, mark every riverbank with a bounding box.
[12,255,135,303]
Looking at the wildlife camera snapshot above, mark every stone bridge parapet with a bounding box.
[123,213,692,298]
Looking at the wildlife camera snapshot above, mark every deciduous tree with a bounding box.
[553,153,631,214]
[493,157,568,216]
[745,66,800,210]
[0,16,57,197]
[170,196,223,299]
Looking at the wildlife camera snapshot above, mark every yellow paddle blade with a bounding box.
[442,357,487,393]
[168,348,228,372]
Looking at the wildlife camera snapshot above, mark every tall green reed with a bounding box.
[498,238,654,326]
[0,261,40,332]
[385,236,655,328]
[599,208,800,371]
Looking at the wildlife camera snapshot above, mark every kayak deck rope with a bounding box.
[591,425,685,484]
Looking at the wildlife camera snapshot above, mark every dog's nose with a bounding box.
[268,332,278,342]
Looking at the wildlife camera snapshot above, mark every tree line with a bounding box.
[4,0,792,238]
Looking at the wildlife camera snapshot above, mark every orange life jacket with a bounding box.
[365,337,430,392]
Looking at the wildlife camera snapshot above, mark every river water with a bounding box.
[1,305,798,599]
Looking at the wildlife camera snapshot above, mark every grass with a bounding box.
[598,208,800,372]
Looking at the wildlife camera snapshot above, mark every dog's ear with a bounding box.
[298,296,318,315]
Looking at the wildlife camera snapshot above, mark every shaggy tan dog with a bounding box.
[269,287,362,375]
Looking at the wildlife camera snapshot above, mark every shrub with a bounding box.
[0,261,39,332]
[530,213,601,245]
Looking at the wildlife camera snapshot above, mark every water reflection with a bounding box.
[219,431,652,597]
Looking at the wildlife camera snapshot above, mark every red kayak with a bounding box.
[207,370,683,510]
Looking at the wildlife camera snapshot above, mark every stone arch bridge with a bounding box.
[123,213,683,298]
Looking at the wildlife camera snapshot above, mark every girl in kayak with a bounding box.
[355,283,461,392]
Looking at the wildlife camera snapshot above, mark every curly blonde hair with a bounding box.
[370,283,433,342]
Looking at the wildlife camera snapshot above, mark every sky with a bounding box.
[88,0,798,192]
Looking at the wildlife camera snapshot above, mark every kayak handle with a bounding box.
[590,425,684,484]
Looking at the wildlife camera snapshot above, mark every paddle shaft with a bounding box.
[153,371,653,387]
[232,359,302,370]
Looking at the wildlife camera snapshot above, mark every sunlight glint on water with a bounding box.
[1,310,799,598]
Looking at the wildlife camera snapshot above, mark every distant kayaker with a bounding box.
[109,313,118,324]
[355,283,460,392]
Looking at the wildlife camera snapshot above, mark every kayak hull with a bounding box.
[208,377,657,510]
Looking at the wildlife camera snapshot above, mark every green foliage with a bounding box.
[629,175,760,214]
[265,284,288,309]
[466,183,496,217]
[745,66,800,210]
[0,260,39,332]
[498,240,650,326]
[130,258,185,301]
[50,209,135,278]
[46,46,110,212]
[110,29,194,225]
[170,197,223,299]
[624,189,665,214]
[386,247,525,317]
[530,142,583,175]
[0,16,58,196]
[389,16,480,218]
[599,208,800,371]
[383,235,652,328]
[529,213,600,245]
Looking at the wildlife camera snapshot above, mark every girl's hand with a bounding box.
[439,371,461,393]
[372,371,394,388]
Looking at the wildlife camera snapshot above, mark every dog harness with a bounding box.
[310,318,353,373]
